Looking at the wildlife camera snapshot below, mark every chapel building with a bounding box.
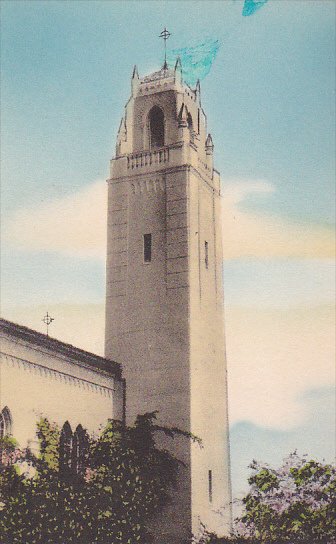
[0,318,125,453]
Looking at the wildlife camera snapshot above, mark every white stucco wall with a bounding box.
[0,326,124,448]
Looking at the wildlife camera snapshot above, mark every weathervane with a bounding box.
[42,311,54,336]
[159,27,171,69]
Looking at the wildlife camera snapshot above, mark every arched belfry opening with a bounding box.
[148,106,164,148]
[187,112,193,130]
[187,111,194,143]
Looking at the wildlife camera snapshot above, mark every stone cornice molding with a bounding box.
[0,318,122,380]
[1,352,114,398]
[108,164,221,196]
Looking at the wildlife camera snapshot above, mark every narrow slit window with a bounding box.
[0,414,4,440]
[197,108,200,134]
[205,241,209,269]
[208,469,213,503]
[143,233,152,263]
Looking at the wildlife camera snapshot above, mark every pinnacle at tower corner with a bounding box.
[105,61,231,542]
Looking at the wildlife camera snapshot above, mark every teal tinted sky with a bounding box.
[1,0,335,223]
[1,0,335,503]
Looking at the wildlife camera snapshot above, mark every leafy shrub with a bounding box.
[0,412,192,544]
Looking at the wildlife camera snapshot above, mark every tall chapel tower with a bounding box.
[105,60,231,542]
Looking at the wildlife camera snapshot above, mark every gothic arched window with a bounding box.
[59,421,89,479]
[0,407,13,439]
[72,424,89,477]
[0,407,13,464]
[187,111,195,144]
[187,112,193,130]
[59,421,73,478]
[149,106,164,148]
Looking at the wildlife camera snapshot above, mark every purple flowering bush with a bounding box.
[192,452,335,544]
[234,451,336,543]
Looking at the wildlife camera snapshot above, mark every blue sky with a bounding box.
[2,0,335,222]
[1,0,335,502]
[231,386,335,502]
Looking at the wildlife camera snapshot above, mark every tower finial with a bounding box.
[205,133,214,153]
[159,27,171,70]
[131,65,140,95]
[178,103,188,128]
[174,56,182,72]
[174,56,183,84]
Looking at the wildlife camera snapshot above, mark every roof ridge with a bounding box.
[0,317,122,379]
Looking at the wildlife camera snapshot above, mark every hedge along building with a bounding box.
[0,318,125,453]
[105,60,232,542]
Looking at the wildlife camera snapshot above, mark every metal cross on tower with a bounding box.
[42,311,54,337]
[159,27,171,70]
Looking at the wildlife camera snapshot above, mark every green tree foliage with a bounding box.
[36,417,60,470]
[191,453,335,544]
[0,413,190,544]
[234,452,336,544]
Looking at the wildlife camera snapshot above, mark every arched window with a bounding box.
[59,421,89,479]
[187,112,193,130]
[59,421,73,478]
[148,106,164,148]
[72,424,89,477]
[0,407,12,439]
[0,407,13,464]
[187,111,195,143]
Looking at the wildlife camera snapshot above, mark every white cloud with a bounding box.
[3,302,335,432]
[4,178,335,261]
[4,180,107,259]
[2,179,335,431]
[224,259,335,308]
[226,304,335,429]
[222,180,335,260]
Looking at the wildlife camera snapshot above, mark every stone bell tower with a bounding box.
[105,59,232,542]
